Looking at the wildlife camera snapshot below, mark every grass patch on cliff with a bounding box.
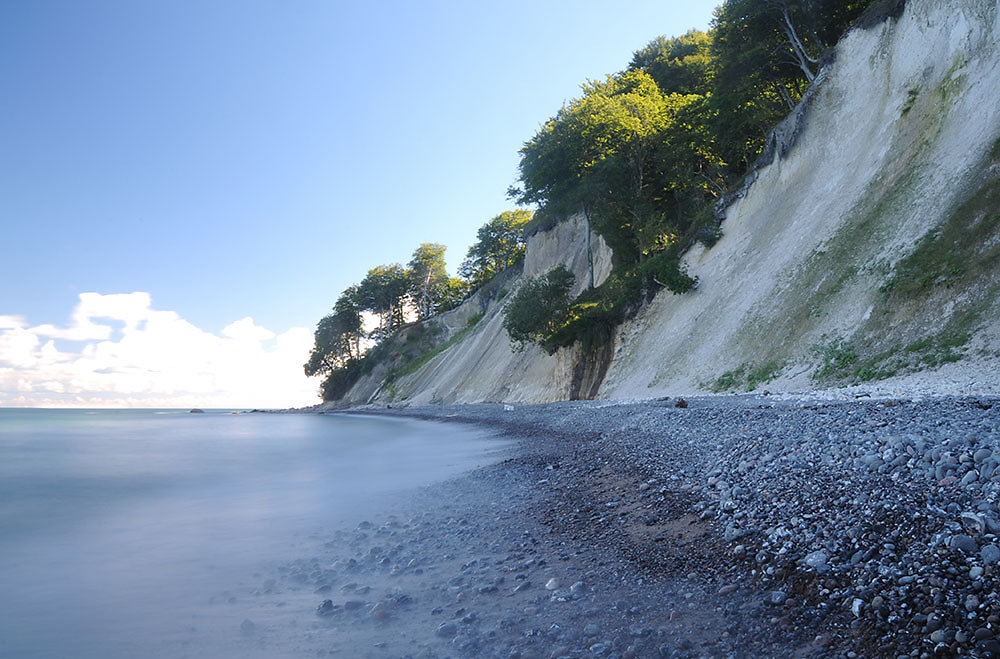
[810,326,972,384]
[711,360,784,392]
[881,137,1000,300]
[388,313,484,383]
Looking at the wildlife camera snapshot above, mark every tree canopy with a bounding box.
[502,266,576,352]
[629,30,713,96]
[504,0,881,355]
[303,288,364,380]
[710,0,878,172]
[355,264,409,341]
[459,210,533,289]
[408,243,451,320]
[515,66,721,271]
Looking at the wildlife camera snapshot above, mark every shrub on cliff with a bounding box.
[502,266,575,352]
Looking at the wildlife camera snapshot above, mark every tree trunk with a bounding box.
[777,3,817,82]
[775,81,796,109]
[420,271,431,318]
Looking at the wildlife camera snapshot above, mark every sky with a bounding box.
[0,0,719,407]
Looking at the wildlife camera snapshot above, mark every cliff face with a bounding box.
[602,0,1000,398]
[347,0,1000,406]
[340,213,613,406]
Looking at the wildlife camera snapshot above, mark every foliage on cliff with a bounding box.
[305,212,531,400]
[458,210,531,290]
[503,0,882,355]
[503,266,576,352]
[309,0,896,399]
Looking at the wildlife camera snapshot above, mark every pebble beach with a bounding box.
[277,395,1000,658]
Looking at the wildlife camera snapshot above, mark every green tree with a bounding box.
[515,70,672,260]
[356,264,410,340]
[407,243,450,320]
[303,288,364,379]
[437,277,472,313]
[502,265,575,352]
[459,210,533,288]
[515,69,719,269]
[629,30,713,96]
[709,0,877,173]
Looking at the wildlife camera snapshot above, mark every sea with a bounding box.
[0,408,506,658]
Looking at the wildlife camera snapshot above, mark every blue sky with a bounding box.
[0,0,718,406]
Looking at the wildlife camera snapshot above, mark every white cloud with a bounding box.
[0,293,319,408]
[29,292,153,341]
[0,315,27,329]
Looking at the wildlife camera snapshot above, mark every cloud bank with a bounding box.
[0,293,318,408]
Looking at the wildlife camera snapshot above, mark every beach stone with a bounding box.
[436,622,458,638]
[962,512,986,534]
[804,550,828,571]
[981,640,1000,655]
[316,599,335,616]
[982,544,1000,565]
[767,591,787,606]
[930,629,954,644]
[951,535,979,554]
[926,613,944,631]
[545,578,560,590]
[240,618,256,635]
[371,601,392,622]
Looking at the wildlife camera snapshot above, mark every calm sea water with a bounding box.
[0,409,505,658]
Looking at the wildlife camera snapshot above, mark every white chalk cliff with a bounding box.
[347,0,1000,406]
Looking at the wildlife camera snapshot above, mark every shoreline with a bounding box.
[323,394,1000,657]
[290,397,800,658]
